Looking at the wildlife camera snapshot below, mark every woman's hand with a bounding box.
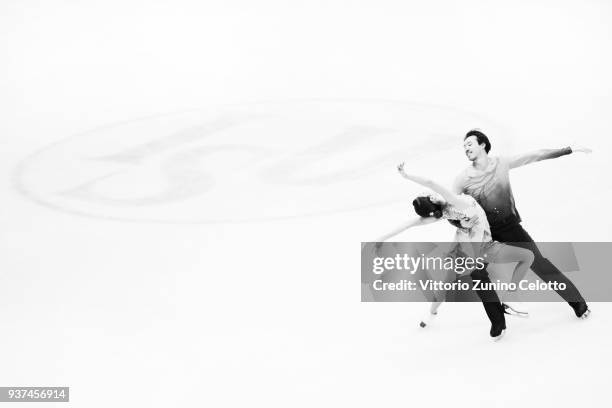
[374,242,384,256]
[397,162,405,174]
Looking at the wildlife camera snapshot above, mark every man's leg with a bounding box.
[492,224,589,315]
[470,265,506,336]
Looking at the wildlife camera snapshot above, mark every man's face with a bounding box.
[463,136,484,161]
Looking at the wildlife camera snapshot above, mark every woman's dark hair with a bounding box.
[413,196,443,218]
[464,129,491,153]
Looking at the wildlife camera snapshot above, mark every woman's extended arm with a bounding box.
[375,216,439,243]
[397,162,465,209]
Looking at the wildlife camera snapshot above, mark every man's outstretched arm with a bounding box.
[508,146,592,169]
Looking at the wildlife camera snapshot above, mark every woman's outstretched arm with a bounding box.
[375,216,439,243]
[397,162,465,208]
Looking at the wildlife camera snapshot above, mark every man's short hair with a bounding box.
[464,129,491,153]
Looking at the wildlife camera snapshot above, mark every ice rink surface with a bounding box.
[1,1,612,407]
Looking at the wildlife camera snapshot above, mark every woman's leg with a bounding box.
[487,244,535,286]
[419,268,458,327]
[487,243,535,317]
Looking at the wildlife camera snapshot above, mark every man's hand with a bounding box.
[571,146,593,154]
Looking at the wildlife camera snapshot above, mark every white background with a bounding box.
[1,1,612,407]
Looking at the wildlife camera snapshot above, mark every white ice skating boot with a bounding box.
[419,311,437,328]
[419,301,442,328]
[501,290,529,318]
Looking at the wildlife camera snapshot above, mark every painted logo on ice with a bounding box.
[13,99,501,223]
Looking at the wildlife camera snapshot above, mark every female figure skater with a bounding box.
[374,162,535,339]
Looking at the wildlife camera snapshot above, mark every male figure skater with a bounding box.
[454,129,591,336]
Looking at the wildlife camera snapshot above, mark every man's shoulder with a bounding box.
[465,156,508,172]
[457,163,475,175]
[453,166,474,192]
[454,166,470,184]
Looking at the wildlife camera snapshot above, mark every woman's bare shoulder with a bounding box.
[454,193,475,207]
